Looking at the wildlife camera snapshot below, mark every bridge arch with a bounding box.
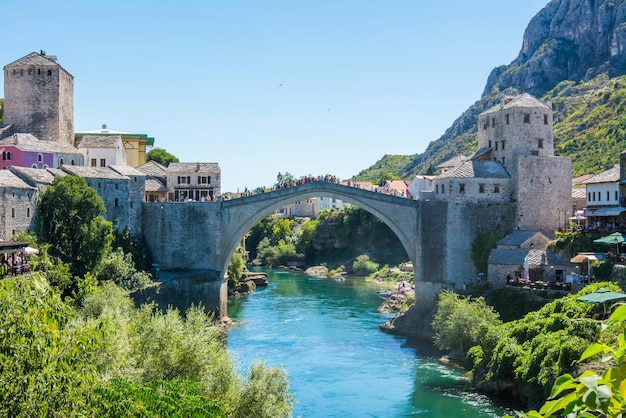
[219,182,419,280]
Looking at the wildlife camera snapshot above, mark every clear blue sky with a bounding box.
[2,1,549,192]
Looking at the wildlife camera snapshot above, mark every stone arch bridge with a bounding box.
[142,181,514,316]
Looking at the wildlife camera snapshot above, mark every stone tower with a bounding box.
[3,52,74,145]
[478,94,572,230]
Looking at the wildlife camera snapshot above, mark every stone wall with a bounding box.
[0,186,37,240]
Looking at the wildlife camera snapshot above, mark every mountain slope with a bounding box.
[354,0,626,182]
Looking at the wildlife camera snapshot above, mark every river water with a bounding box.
[227,269,510,417]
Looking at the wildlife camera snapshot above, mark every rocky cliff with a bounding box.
[355,0,626,179]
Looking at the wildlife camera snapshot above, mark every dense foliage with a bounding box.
[352,154,416,183]
[0,275,294,417]
[146,147,179,167]
[352,254,380,276]
[431,290,501,352]
[513,304,626,418]
[35,175,113,279]
[246,207,408,269]
[459,283,622,409]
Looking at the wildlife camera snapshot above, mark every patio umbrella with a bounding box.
[577,288,626,318]
[21,246,39,255]
[593,232,625,246]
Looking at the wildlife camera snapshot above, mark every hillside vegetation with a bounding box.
[354,74,626,183]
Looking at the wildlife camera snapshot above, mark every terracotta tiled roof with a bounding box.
[572,174,594,184]
[480,93,550,116]
[583,165,620,184]
[167,162,220,173]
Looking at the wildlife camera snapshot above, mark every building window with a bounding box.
[599,192,601,202]
[27,208,30,218]
[479,184,485,193]
[37,153,43,162]
[544,114,548,124]
[524,113,530,123]
[492,118,495,127]
[91,158,97,167]
[588,192,591,201]
[59,158,64,166]
[494,184,500,193]
[31,164,37,168]
[616,190,619,201]
[28,69,32,75]
[42,165,48,169]
[593,192,596,202]
[100,158,106,167]
[488,140,492,148]
[115,183,119,189]
[459,183,465,193]
[47,70,52,76]
[607,191,610,201]
[506,114,509,124]
[501,140,505,150]
[5,151,11,161]
[178,176,191,184]
[502,156,505,164]
[114,198,119,207]
[483,119,488,129]
[198,176,211,184]
[442,184,445,194]
[538,139,544,149]
[495,142,499,150]
[71,159,75,165]
[435,185,439,194]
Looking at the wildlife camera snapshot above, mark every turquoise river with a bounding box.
[226,268,514,417]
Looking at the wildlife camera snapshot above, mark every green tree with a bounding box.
[378,171,400,185]
[95,247,152,290]
[0,98,4,124]
[228,247,245,285]
[35,175,113,279]
[432,290,501,352]
[146,147,179,167]
[352,254,379,275]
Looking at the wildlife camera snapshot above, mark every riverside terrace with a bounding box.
[0,241,34,277]
[142,180,516,317]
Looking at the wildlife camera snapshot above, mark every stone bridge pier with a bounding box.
[142,182,515,318]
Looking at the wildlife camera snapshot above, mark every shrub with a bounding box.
[352,255,379,276]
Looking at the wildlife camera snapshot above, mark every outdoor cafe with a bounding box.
[0,241,38,277]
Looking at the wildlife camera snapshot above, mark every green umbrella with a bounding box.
[593,232,625,246]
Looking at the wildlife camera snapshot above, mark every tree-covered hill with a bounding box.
[353,0,626,183]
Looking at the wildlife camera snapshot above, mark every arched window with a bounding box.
[70,159,75,165]
[42,164,48,169]
[6,152,11,161]
[2,151,5,160]
[59,158,64,166]
[31,164,38,168]
[37,153,43,162]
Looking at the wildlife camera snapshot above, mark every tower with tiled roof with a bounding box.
[3,51,74,145]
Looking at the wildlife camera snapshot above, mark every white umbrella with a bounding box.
[22,246,39,254]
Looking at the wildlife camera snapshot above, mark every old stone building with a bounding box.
[431,93,571,231]
[61,166,143,236]
[77,134,127,167]
[75,125,154,167]
[0,133,84,169]
[3,52,74,145]
[166,162,221,201]
[0,171,37,240]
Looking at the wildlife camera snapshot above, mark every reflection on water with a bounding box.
[227,268,510,417]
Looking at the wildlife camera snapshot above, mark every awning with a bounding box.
[584,207,626,216]
[577,288,626,304]
[570,254,598,263]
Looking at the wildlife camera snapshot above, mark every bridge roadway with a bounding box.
[142,181,515,316]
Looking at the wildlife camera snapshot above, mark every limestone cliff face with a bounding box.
[396,0,626,176]
[484,0,626,97]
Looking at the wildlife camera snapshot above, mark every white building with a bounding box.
[77,135,127,168]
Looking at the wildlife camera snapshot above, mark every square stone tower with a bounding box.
[3,52,74,145]
[478,94,571,230]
